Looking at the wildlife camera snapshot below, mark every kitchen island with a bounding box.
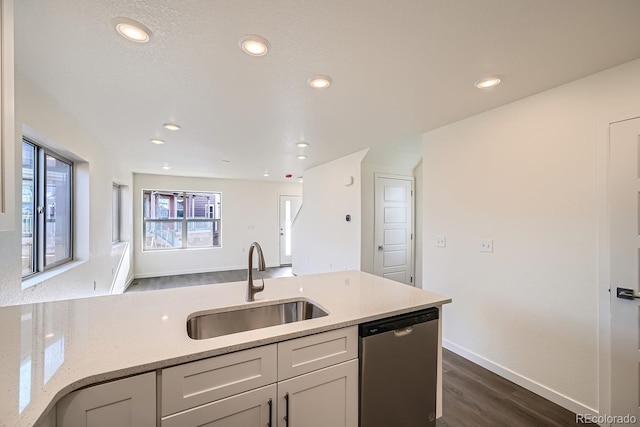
[0,270,451,426]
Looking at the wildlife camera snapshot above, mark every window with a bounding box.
[143,190,221,250]
[112,184,121,243]
[22,139,73,278]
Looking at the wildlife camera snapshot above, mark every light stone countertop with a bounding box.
[0,270,451,426]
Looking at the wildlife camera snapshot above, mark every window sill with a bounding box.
[112,241,128,250]
[22,259,87,290]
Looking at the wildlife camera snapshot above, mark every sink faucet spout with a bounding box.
[247,242,266,302]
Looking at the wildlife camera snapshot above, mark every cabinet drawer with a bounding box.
[161,384,276,427]
[162,344,277,416]
[277,326,358,380]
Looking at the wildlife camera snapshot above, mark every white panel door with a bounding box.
[374,175,413,285]
[279,195,302,265]
[610,117,640,422]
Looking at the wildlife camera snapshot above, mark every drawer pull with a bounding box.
[284,392,290,426]
[268,398,273,427]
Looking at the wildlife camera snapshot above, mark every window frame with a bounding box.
[22,137,74,279]
[142,189,221,251]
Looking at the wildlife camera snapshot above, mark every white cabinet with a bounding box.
[53,327,359,427]
[0,0,14,232]
[277,359,358,427]
[56,372,155,427]
[161,327,358,427]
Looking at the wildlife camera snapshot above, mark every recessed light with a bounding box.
[297,154,307,160]
[161,164,171,170]
[112,17,152,43]
[298,179,304,183]
[163,123,181,131]
[308,75,332,89]
[150,139,165,145]
[263,171,270,177]
[475,75,503,89]
[296,142,309,148]
[239,35,270,57]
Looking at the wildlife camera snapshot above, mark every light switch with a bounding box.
[480,239,493,253]
[436,236,446,248]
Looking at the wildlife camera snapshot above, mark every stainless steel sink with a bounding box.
[187,299,329,339]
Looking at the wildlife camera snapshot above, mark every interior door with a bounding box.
[610,117,640,421]
[279,195,302,265]
[373,174,413,285]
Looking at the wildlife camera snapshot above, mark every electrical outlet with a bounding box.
[436,236,446,248]
[480,239,493,253]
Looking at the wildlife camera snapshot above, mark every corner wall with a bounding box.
[422,58,640,412]
[133,174,301,278]
[292,149,368,275]
[0,73,134,306]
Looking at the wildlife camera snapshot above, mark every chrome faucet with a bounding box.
[246,242,266,302]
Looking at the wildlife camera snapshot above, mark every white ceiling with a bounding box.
[14,0,640,181]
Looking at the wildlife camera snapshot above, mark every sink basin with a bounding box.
[187,299,329,340]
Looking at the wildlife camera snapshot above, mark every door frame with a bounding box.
[278,193,302,266]
[597,110,640,418]
[373,172,415,285]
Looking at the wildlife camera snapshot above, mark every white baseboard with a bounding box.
[442,339,598,418]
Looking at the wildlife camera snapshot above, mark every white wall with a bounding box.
[422,58,640,413]
[133,174,301,278]
[0,72,134,306]
[292,149,368,275]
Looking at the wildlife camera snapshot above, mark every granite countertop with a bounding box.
[0,270,451,426]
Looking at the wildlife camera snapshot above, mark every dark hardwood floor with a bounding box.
[127,269,591,426]
[125,266,293,292]
[438,349,593,427]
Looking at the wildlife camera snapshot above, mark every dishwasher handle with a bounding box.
[393,326,414,337]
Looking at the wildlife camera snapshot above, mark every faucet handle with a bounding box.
[255,278,265,292]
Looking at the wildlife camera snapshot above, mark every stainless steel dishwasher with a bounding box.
[359,307,439,427]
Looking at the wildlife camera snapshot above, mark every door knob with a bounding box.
[377,245,383,251]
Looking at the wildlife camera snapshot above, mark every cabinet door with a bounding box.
[56,372,156,427]
[277,359,358,427]
[161,384,276,427]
